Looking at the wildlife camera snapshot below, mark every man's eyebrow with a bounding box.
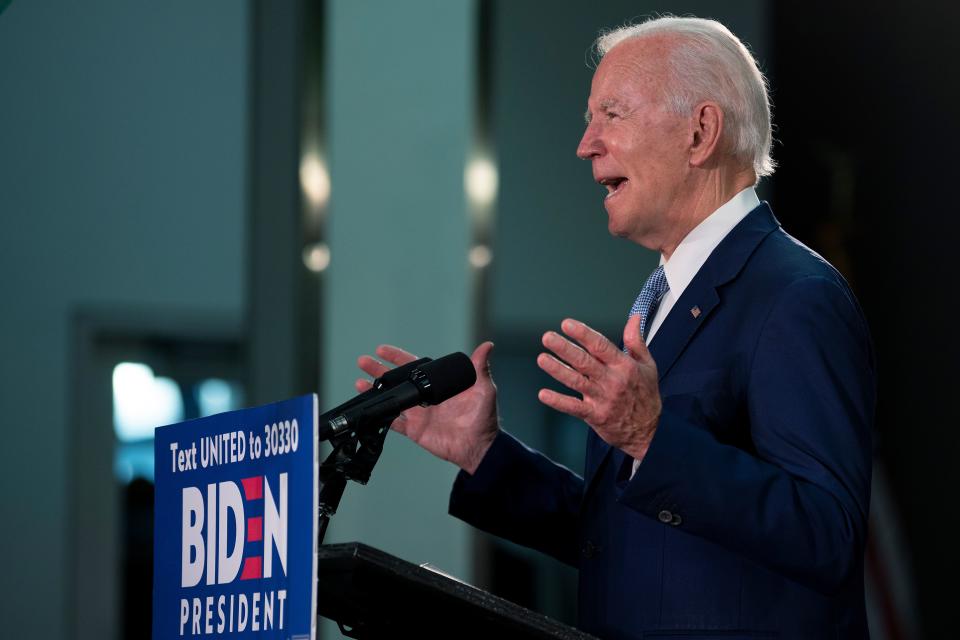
[584,98,622,124]
[599,98,620,110]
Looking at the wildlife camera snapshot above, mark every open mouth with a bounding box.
[599,177,627,199]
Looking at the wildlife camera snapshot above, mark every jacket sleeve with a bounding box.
[621,275,875,594]
[448,430,585,568]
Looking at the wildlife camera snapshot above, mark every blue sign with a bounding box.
[153,395,318,639]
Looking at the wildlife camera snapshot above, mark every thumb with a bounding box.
[471,341,495,380]
[622,314,648,360]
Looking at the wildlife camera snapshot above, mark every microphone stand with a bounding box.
[316,411,397,545]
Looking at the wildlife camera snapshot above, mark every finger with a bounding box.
[357,354,390,378]
[390,414,409,436]
[542,330,604,378]
[471,341,495,380]
[622,314,653,362]
[537,388,590,420]
[375,344,420,367]
[561,318,621,365]
[354,378,374,393]
[537,353,595,395]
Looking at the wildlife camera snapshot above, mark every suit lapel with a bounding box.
[584,203,781,494]
[650,202,780,379]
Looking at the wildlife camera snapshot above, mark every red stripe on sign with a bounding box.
[247,516,263,542]
[241,476,262,501]
[240,556,262,580]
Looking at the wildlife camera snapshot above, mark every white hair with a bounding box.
[595,16,775,178]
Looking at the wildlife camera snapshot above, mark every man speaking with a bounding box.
[356,16,874,640]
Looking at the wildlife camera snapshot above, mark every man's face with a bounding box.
[577,37,691,249]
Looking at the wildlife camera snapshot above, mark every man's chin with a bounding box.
[607,218,631,239]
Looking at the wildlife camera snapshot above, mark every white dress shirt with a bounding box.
[630,186,760,476]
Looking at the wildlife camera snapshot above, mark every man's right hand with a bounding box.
[355,341,499,475]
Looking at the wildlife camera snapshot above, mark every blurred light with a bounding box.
[112,362,184,442]
[465,155,498,208]
[300,151,331,209]
[196,378,242,417]
[469,244,493,269]
[114,442,155,483]
[302,242,331,272]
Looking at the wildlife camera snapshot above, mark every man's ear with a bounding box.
[689,102,724,167]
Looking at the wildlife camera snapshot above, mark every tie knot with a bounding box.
[628,265,670,342]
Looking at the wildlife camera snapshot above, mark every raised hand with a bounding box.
[537,316,661,463]
[356,342,499,474]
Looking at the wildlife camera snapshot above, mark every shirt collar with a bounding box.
[660,186,760,298]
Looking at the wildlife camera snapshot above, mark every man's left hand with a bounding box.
[537,315,661,463]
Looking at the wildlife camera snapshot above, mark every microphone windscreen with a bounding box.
[417,352,476,404]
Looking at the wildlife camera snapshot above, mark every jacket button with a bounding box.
[658,510,673,523]
[582,540,599,558]
[670,513,682,526]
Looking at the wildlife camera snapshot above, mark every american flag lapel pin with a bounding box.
[690,305,701,319]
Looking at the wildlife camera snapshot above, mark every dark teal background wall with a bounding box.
[0,2,249,637]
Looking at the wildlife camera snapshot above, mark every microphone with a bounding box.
[319,352,476,441]
[318,356,432,424]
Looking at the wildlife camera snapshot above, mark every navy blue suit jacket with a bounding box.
[450,204,875,639]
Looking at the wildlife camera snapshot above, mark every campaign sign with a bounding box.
[153,395,318,639]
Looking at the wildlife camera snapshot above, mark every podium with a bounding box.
[317,542,597,639]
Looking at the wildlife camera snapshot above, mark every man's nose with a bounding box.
[577,122,602,159]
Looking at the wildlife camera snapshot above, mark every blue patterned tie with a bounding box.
[628,265,670,341]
